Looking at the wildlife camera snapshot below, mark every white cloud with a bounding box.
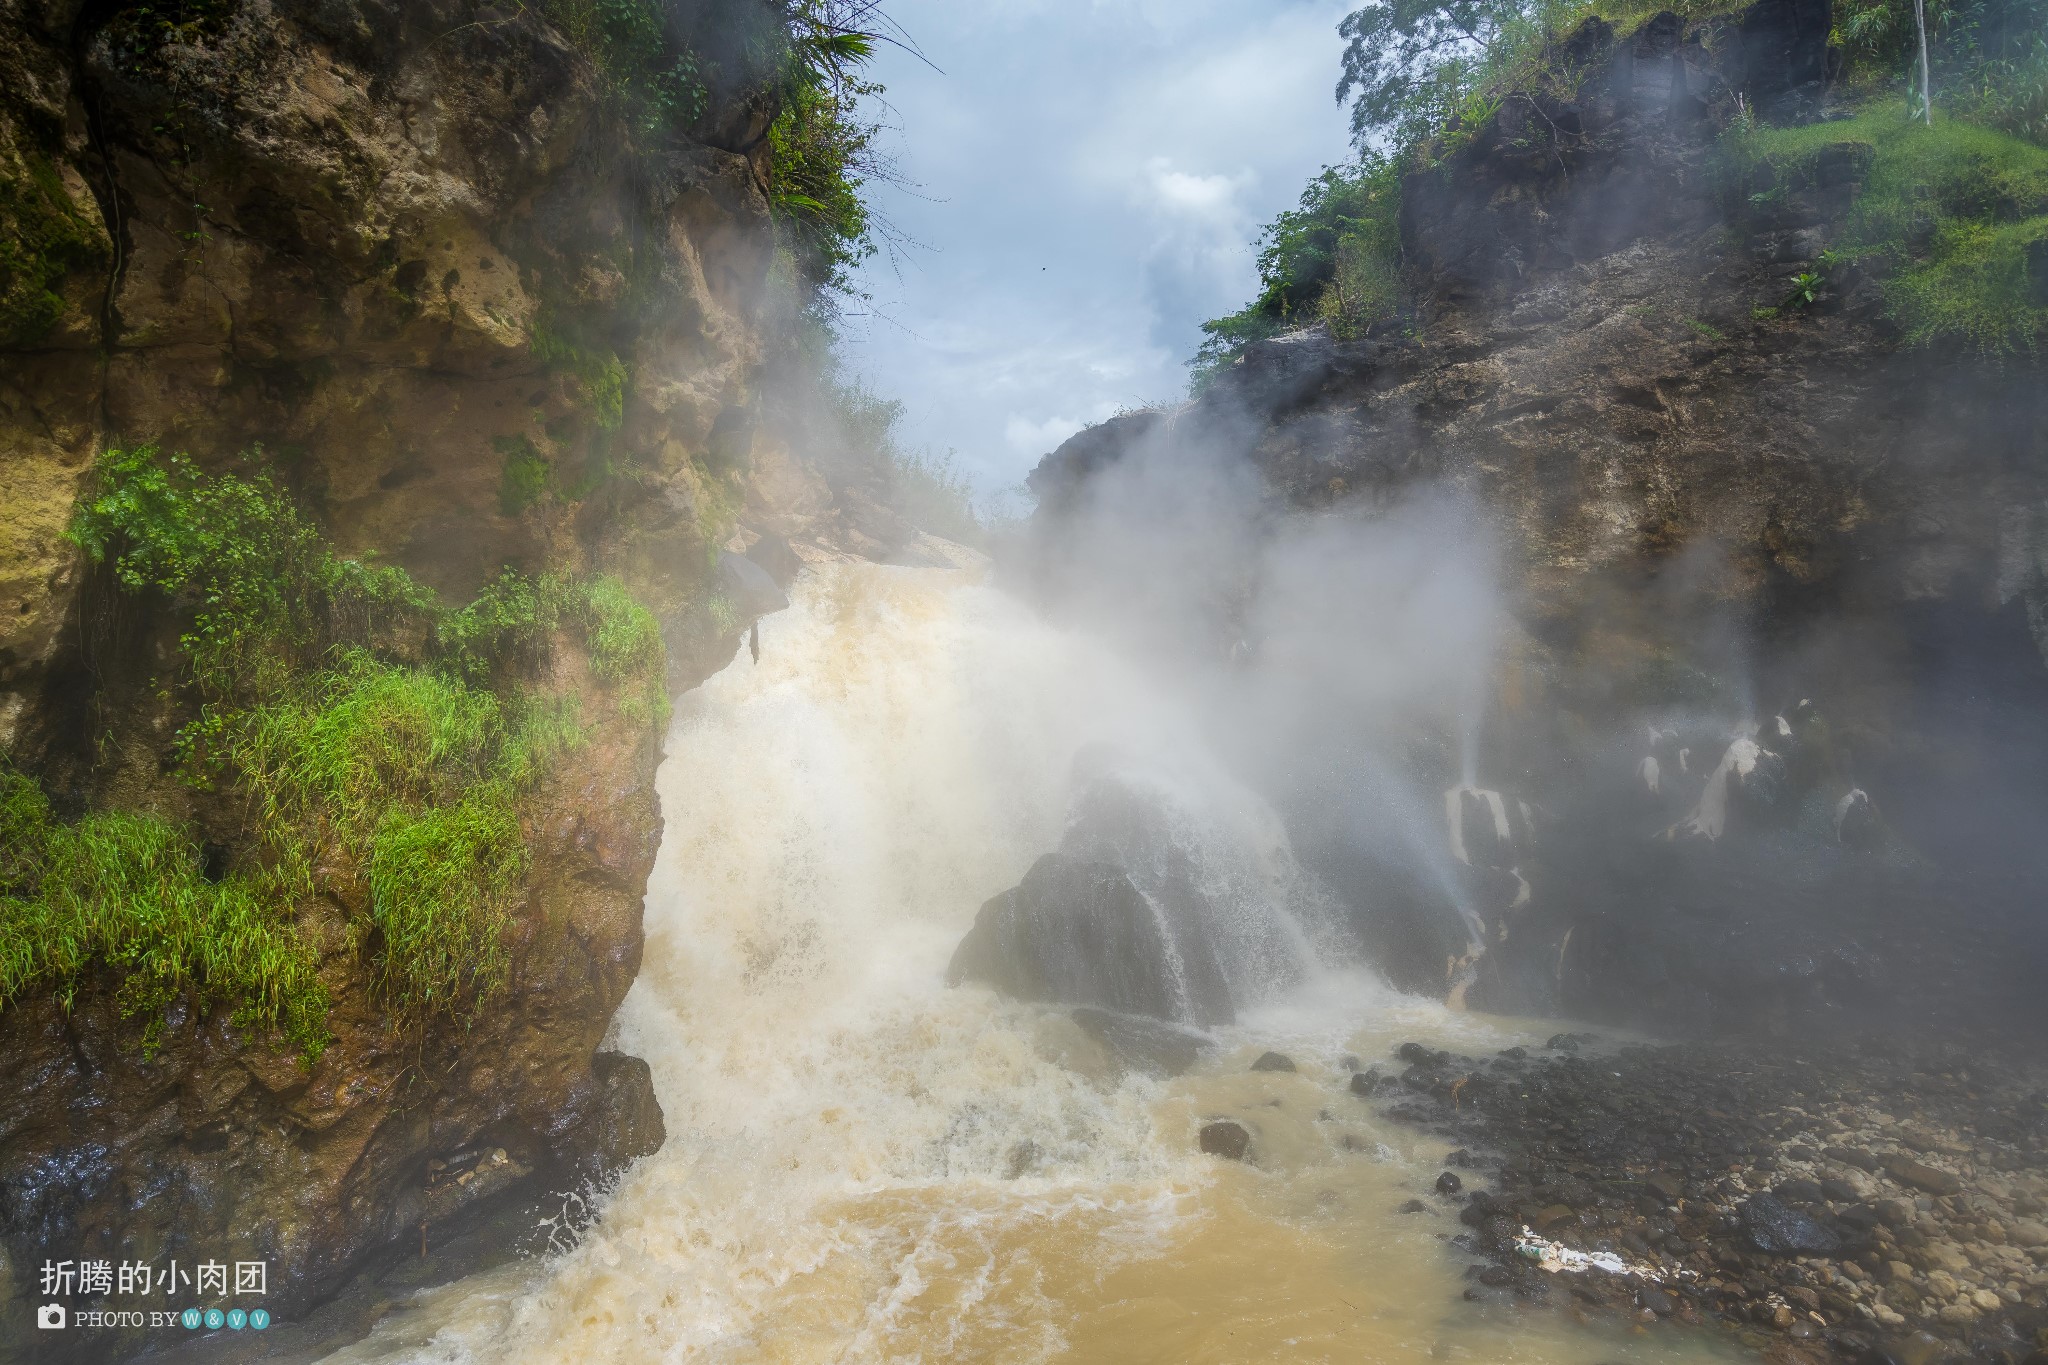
[1004,413,1087,455]
[1144,159,1251,222]
[837,0,1359,493]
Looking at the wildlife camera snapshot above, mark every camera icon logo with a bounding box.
[37,1304,65,1330]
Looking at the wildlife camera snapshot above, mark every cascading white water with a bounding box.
[325,561,1747,1365]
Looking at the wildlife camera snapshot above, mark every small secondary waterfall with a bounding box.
[323,562,1747,1365]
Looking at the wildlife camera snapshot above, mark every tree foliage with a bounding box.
[1193,154,1405,385]
[770,0,900,303]
[1337,0,1528,146]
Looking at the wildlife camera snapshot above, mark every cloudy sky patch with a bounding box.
[836,0,1358,498]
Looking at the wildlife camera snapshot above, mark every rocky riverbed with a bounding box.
[1326,1032,2048,1364]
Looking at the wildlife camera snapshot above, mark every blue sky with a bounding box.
[835,0,1360,502]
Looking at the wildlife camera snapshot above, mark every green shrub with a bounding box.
[436,568,574,686]
[768,1,891,304]
[1195,154,1405,383]
[540,0,708,139]
[69,446,432,697]
[1725,107,2048,349]
[1833,0,2047,142]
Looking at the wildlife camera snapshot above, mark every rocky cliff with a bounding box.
[1022,0,2048,1040]
[0,2,885,1356]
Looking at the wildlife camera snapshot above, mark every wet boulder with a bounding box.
[947,854,1234,1023]
[1070,1007,1215,1077]
[1741,1191,1843,1255]
[1199,1120,1252,1161]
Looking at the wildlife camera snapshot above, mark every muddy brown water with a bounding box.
[320,564,1756,1365]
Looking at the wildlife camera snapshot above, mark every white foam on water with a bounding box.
[324,563,1752,1365]
[325,564,1237,1361]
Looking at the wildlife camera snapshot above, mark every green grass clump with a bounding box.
[211,652,583,1022]
[364,794,524,1017]
[1725,107,2048,350]
[577,574,670,725]
[0,770,329,1061]
[33,446,675,1055]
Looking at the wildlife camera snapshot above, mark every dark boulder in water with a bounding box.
[1071,1006,1214,1077]
[946,852,1235,1024]
[1740,1192,1842,1255]
[1250,1051,1296,1072]
[1199,1120,1252,1160]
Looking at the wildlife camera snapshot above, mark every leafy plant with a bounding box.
[68,446,433,698]
[767,2,894,302]
[1782,270,1827,307]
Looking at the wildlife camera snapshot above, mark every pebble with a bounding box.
[1885,1154,1964,1197]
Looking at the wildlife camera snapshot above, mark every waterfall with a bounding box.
[319,561,1748,1365]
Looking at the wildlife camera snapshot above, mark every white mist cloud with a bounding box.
[1005,413,1088,454]
[836,0,1358,496]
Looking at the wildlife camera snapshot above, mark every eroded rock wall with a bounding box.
[0,2,859,1354]
[1023,0,2048,1035]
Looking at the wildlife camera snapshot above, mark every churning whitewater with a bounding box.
[326,562,1742,1365]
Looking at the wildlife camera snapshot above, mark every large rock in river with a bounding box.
[947,853,1235,1024]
